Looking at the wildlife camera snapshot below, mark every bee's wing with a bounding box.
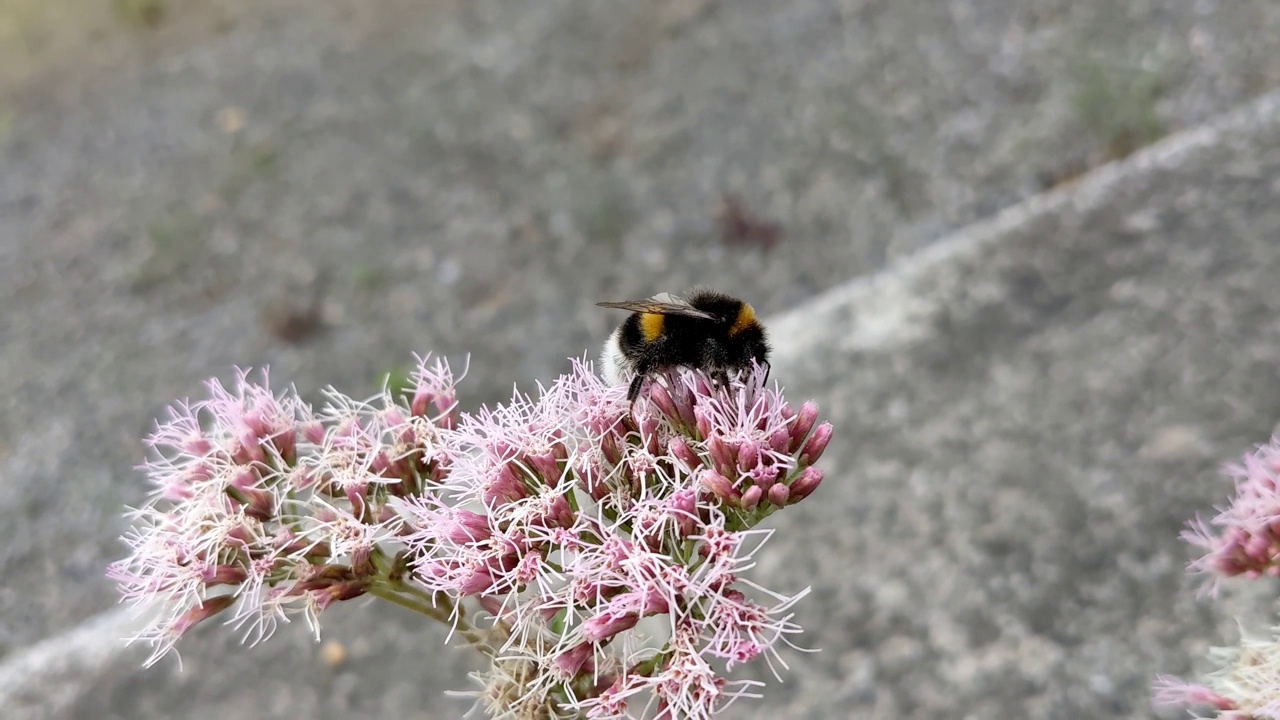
[596,299,716,320]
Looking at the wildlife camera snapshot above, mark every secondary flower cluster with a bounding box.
[110,355,831,719]
[1155,436,1280,719]
[1184,439,1280,590]
[107,357,462,666]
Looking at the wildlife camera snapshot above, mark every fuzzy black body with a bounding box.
[599,289,770,401]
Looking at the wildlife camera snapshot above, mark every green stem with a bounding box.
[564,484,580,514]
[630,647,671,677]
[366,584,450,622]
[367,582,495,657]
[389,576,440,606]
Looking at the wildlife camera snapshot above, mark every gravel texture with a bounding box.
[754,91,1280,718]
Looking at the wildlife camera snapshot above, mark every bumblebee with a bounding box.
[597,289,770,402]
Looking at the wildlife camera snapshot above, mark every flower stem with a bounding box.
[366,584,449,622]
[366,583,495,657]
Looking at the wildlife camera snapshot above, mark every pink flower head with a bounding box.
[129,594,236,668]
[201,367,304,465]
[111,364,458,665]
[113,354,835,719]
[408,353,464,427]
[1184,437,1280,591]
[1152,675,1239,712]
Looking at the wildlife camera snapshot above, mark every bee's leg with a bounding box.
[710,368,730,390]
[627,374,646,403]
[761,360,772,385]
[700,340,731,392]
[627,349,663,404]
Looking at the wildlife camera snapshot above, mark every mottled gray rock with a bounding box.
[5,85,1280,720]
[750,89,1280,719]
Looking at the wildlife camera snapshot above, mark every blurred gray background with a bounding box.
[2,0,1280,718]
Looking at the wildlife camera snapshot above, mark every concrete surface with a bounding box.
[2,1,1280,718]
[6,84,1280,720]
[755,89,1280,718]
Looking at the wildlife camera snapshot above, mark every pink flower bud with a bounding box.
[410,389,435,418]
[457,565,498,596]
[779,402,796,423]
[301,420,325,445]
[667,381,698,422]
[344,484,369,510]
[737,440,762,474]
[788,401,819,449]
[768,428,792,454]
[270,430,297,465]
[799,422,833,466]
[580,611,639,643]
[225,522,258,547]
[203,564,248,586]
[234,437,267,465]
[728,640,762,666]
[740,485,762,510]
[669,489,697,537]
[433,391,456,418]
[767,483,790,507]
[483,464,527,506]
[443,509,492,544]
[787,466,823,503]
[669,437,703,470]
[1153,676,1239,712]
[159,481,194,503]
[186,462,213,484]
[229,467,258,491]
[695,406,714,439]
[648,383,678,420]
[575,456,610,501]
[327,581,369,602]
[572,578,614,606]
[554,642,595,678]
[528,452,563,486]
[1245,534,1272,563]
[370,450,393,476]
[540,495,576,530]
[278,533,318,558]
[184,436,213,456]
[174,595,236,635]
[226,476,273,520]
[700,470,740,504]
[639,415,661,455]
[707,436,735,474]
[428,457,451,483]
[601,432,623,465]
[491,439,517,460]
[630,589,670,616]
[237,487,275,521]
[750,463,779,492]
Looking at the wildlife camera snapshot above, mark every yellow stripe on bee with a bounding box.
[729,304,756,336]
[640,312,665,341]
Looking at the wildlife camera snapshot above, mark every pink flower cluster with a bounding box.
[397,361,828,718]
[1155,437,1280,718]
[108,356,461,666]
[110,356,832,719]
[1154,672,1249,719]
[1184,438,1280,591]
